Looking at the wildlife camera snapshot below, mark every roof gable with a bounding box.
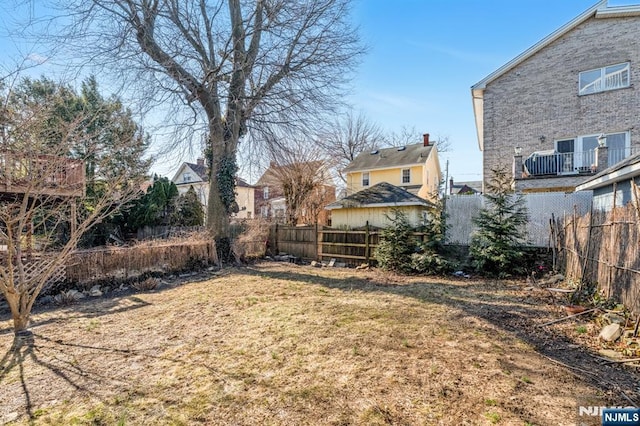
[469,0,640,151]
[343,143,435,173]
[325,182,433,210]
[171,162,208,183]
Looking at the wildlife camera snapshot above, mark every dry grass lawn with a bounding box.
[1,262,638,425]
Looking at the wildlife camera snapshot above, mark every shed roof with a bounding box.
[325,182,433,210]
[576,152,640,191]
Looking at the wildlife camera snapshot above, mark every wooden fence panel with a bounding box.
[319,229,378,264]
[562,202,640,314]
[272,225,317,259]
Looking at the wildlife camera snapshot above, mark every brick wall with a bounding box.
[483,15,640,186]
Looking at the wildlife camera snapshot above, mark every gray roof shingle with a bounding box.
[326,182,433,210]
[342,143,434,173]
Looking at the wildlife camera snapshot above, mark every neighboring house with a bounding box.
[343,134,441,202]
[576,151,640,211]
[254,161,336,225]
[171,158,255,219]
[325,182,434,229]
[449,178,482,195]
[471,0,640,193]
[172,158,209,207]
[234,178,256,219]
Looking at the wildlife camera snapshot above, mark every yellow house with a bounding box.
[326,182,434,229]
[343,134,441,202]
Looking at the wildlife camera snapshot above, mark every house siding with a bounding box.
[330,205,426,229]
[235,186,255,219]
[482,15,640,190]
[592,177,640,211]
[348,165,423,194]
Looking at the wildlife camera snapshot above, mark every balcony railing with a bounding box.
[0,151,85,197]
[520,147,635,178]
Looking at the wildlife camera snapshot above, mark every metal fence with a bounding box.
[445,192,593,247]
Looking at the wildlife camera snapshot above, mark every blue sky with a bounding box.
[1,0,637,183]
[349,0,636,184]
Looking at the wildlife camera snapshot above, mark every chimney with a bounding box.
[423,133,430,146]
[449,177,454,195]
[196,158,205,167]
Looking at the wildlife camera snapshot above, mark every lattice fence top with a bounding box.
[1,258,66,291]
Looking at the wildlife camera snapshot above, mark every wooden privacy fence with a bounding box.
[271,225,318,259]
[562,202,640,314]
[271,224,428,266]
[319,228,380,264]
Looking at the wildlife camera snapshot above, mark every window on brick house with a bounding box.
[579,62,629,95]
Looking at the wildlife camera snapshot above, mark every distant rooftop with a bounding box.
[343,142,435,173]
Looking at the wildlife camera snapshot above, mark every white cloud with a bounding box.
[26,53,48,64]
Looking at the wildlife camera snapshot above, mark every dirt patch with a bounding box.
[0,262,638,425]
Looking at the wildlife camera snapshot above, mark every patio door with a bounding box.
[556,139,575,174]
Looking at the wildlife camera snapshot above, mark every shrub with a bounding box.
[375,209,417,273]
[133,277,159,291]
[411,250,454,275]
[411,190,455,275]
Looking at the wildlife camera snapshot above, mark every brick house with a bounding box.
[471,1,640,192]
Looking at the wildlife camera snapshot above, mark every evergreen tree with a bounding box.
[411,191,454,275]
[174,186,205,227]
[375,209,416,273]
[126,176,179,231]
[470,167,529,277]
[8,75,151,189]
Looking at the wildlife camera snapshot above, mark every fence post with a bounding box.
[314,223,319,260]
[608,182,618,297]
[365,221,370,264]
[275,222,279,255]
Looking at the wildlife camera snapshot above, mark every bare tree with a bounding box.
[47,0,363,240]
[0,85,144,334]
[386,126,452,153]
[260,133,334,225]
[317,110,386,185]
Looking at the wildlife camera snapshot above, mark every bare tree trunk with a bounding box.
[5,292,30,333]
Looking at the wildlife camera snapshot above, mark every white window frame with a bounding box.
[555,131,630,173]
[183,172,192,183]
[401,168,411,184]
[362,171,370,187]
[603,131,631,166]
[579,62,630,95]
[263,186,269,199]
